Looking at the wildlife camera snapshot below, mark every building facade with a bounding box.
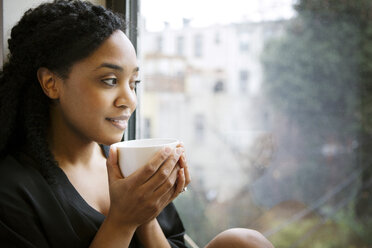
[139,20,285,201]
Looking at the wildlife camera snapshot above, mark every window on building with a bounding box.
[213,80,224,93]
[194,114,205,141]
[239,70,249,93]
[142,118,152,139]
[156,35,163,52]
[239,39,249,52]
[176,36,184,56]
[194,34,203,57]
[215,32,220,44]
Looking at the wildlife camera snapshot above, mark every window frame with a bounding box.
[107,0,139,141]
[0,0,3,68]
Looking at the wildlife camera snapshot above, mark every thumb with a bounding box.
[106,146,124,183]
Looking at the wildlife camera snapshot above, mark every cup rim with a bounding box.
[113,138,179,148]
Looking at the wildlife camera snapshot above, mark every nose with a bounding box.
[114,82,137,111]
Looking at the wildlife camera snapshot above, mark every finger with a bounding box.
[169,168,185,202]
[144,147,183,191]
[153,165,181,199]
[183,159,191,187]
[106,146,124,184]
[176,168,186,194]
[130,146,172,185]
[176,141,184,148]
[179,153,187,168]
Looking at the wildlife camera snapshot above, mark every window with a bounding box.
[239,33,250,52]
[143,118,152,139]
[140,0,372,247]
[194,34,203,57]
[156,35,163,52]
[213,80,224,93]
[239,70,249,93]
[176,36,184,56]
[215,32,220,44]
[194,114,205,141]
[239,39,249,52]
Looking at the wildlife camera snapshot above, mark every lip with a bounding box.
[106,115,131,130]
[106,115,131,121]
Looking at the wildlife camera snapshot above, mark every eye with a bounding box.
[101,78,117,87]
[130,80,141,90]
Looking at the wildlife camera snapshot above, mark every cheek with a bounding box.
[81,93,112,121]
[87,92,110,111]
[61,86,111,121]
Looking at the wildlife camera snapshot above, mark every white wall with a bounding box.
[3,0,49,61]
[1,0,106,63]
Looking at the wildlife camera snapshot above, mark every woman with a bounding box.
[0,1,273,247]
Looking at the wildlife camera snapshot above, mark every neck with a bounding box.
[48,107,104,168]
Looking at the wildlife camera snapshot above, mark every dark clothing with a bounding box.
[0,151,186,248]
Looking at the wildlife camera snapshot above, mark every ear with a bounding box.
[37,67,61,99]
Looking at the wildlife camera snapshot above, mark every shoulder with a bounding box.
[0,153,33,175]
[0,153,56,226]
[0,155,56,247]
[0,153,53,211]
[0,153,46,190]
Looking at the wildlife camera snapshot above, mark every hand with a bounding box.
[134,143,191,248]
[174,142,191,196]
[105,145,184,229]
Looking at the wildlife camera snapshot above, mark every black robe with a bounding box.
[0,151,186,248]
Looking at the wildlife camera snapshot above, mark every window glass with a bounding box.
[194,34,203,57]
[176,36,184,56]
[139,0,372,247]
[239,70,249,93]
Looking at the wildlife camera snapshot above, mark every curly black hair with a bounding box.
[0,0,125,184]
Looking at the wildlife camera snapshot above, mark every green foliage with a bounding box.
[270,217,318,247]
[270,205,372,247]
[261,0,372,245]
[295,0,372,25]
[333,204,372,245]
[261,14,361,144]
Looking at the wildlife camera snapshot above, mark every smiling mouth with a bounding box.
[106,118,128,130]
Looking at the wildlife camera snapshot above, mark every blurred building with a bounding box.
[139,20,285,201]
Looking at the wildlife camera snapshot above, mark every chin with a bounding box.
[96,133,125,146]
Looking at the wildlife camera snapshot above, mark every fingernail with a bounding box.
[164,146,171,155]
[176,147,182,155]
[182,155,186,162]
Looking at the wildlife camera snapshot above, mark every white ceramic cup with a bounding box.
[113,138,179,177]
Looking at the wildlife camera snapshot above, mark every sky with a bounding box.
[141,0,297,31]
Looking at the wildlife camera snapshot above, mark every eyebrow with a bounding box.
[95,63,139,73]
[95,63,123,71]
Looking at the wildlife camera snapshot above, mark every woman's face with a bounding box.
[53,30,138,145]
